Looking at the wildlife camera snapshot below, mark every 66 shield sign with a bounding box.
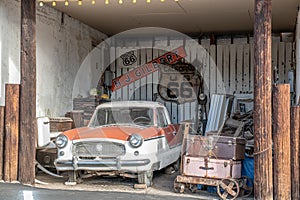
[120,51,137,66]
[157,62,202,104]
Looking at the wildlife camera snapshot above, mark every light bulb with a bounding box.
[175,0,179,2]
[105,0,109,4]
[146,0,150,3]
[52,1,56,6]
[78,0,82,6]
[92,0,95,4]
[119,0,123,4]
[65,0,69,6]
[161,0,165,2]
[39,1,44,6]
[132,0,137,3]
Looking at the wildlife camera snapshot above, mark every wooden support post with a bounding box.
[291,106,300,200]
[0,106,4,180]
[4,84,20,182]
[273,84,291,199]
[253,0,273,199]
[19,0,37,185]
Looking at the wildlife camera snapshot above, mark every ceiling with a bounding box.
[43,0,299,36]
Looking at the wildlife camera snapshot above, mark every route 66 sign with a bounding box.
[120,51,137,66]
[157,62,202,104]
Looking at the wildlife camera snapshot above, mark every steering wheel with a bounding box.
[133,116,151,125]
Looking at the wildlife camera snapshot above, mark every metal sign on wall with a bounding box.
[111,46,187,92]
[157,62,202,104]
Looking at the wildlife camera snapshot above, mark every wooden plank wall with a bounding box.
[110,38,295,124]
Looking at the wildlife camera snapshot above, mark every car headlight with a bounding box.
[56,134,68,148]
[128,134,143,148]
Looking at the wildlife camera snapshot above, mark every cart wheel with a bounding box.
[240,176,253,197]
[217,178,240,200]
[189,184,197,193]
[174,179,185,193]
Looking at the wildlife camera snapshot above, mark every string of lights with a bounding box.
[39,0,180,7]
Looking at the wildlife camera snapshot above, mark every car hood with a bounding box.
[62,125,163,141]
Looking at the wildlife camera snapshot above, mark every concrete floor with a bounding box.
[0,170,253,200]
[0,182,202,200]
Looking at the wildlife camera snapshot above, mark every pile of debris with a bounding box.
[199,94,254,157]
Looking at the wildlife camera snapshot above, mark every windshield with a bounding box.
[89,107,154,127]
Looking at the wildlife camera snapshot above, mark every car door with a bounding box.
[157,108,179,149]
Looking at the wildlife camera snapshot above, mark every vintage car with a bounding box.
[54,101,183,186]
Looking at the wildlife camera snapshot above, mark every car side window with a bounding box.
[157,108,168,128]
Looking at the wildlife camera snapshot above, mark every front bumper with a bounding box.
[55,157,151,171]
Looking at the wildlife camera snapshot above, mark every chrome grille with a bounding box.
[73,142,125,158]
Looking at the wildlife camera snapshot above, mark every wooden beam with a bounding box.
[272,84,291,199]
[0,106,5,180]
[253,0,273,199]
[4,84,20,182]
[18,0,37,185]
[291,106,300,200]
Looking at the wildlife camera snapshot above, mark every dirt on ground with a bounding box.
[34,169,219,199]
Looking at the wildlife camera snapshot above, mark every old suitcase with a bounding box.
[184,135,246,160]
[182,155,242,179]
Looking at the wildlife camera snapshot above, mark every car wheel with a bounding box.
[138,170,153,187]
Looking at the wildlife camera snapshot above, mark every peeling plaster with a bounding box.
[36,5,107,117]
[0,1,107,117]
[0,0,21,105]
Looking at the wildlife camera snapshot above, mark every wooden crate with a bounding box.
[49,117,73,132]
[65,110,84,128]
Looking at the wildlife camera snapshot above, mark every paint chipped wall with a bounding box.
[36,5,107,117]
[0,1,107,117]
[0,0,21,105]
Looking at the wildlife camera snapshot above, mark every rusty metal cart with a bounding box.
[174,122,253,200]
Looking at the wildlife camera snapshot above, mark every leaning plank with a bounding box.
[0,106,4,180]
[291,106,300,200]
[273,84,291,200]
[4,84,20,182]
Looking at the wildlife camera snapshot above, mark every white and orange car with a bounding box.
[54,101,183,186]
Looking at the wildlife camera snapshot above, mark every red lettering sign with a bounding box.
[111,46,187,91]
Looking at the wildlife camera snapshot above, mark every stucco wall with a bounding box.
[0,0,21,105]
[36,6,107,117]
[0,1,107,117]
